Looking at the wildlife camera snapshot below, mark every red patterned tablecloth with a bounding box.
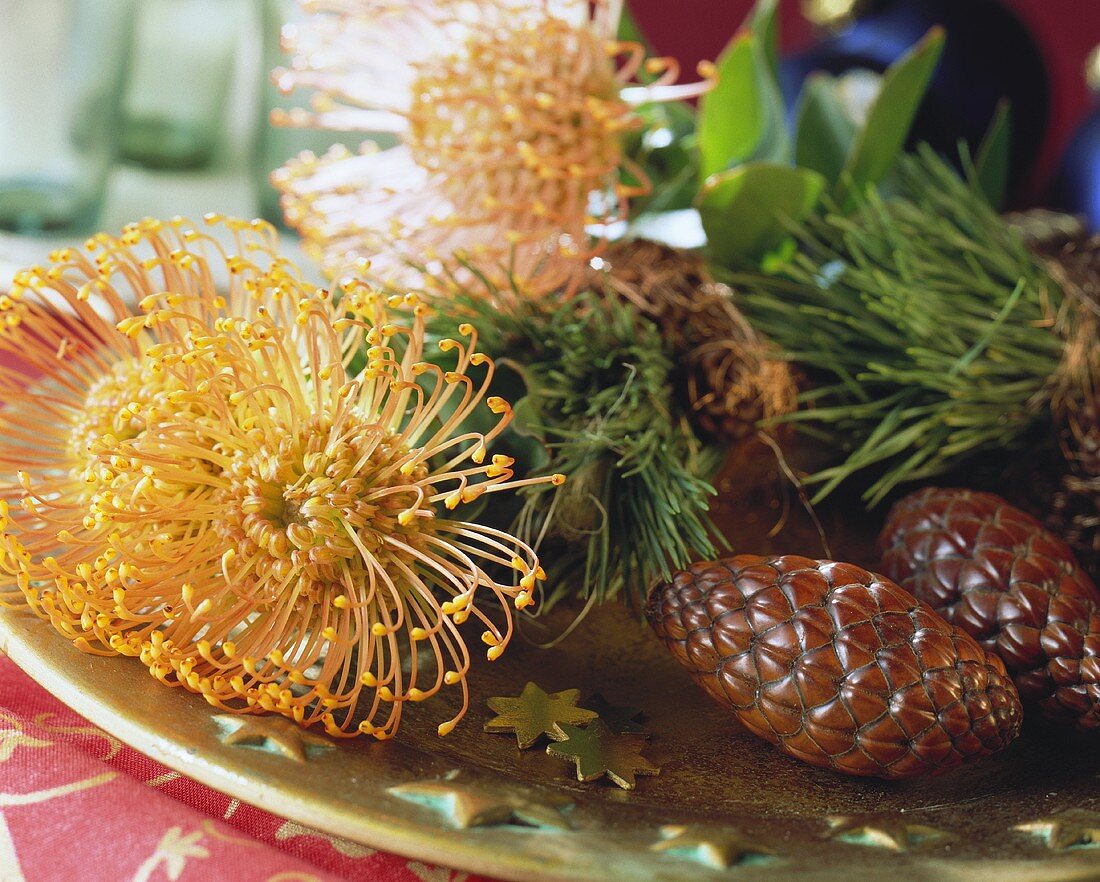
[0,656,492,882]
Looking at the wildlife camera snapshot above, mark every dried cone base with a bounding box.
[646,554,1021,779]
[1017,215,1100,577]
[584,239,795,442]
[880,488,1100,729]
[1054,404,1100,579]
[1049,228,1100,578]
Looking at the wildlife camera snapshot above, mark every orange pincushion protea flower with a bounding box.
[0,227,558,739]
[0,215,301,644]
[93,288,556,738]
[272,0,714,293]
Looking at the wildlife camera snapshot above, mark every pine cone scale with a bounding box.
[880,487,1100,729]
[647,554,1021,779]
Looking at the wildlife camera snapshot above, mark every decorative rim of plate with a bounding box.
[4,601,1100,882]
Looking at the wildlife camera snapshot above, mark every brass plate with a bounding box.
[2,450,1100,882]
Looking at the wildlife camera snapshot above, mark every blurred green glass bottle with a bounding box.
[254,0,395,228]
[119,0,244,170]
[0,0,135,233]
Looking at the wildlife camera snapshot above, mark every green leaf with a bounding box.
[747,0,789,164]
[617,4,650,49]
[698,162,825,265]
[794,73,858,186]
[748,0,780,80]
[624,99,699,215]
[697,33,763,179]
[972,99,1012,209]
[834,26,945,209]
[696,0,789,180]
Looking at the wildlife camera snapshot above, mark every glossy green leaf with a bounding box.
[794,73,858,186]
[698,162,825,265]
[748,0,790,165]
[696,0,789,180]
[697,33,763,180]
[624,99,699,215]
[834,26,945,209]
[616,5,649,48]
[972,99,1012,209]
[748,0,781,80]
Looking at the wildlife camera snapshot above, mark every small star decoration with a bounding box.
[585,693,648,737]
[484,682,597,748]
[484,683,658,790]
[546,719,659,790]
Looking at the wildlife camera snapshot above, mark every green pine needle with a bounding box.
[737,146,1066,506]
[424,289,721,608]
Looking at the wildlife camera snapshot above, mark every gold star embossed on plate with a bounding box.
[824,816,953,851]
[7,441,1100,882]
[1015,810,1100,850]
[651,825,776,870]
[484,683,597,749]
[389,773,572,830]
[213,715,334,763]
[545,720,658,790]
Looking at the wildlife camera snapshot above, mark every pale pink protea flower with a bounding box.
[271,0,714,294]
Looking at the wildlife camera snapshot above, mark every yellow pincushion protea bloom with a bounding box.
[272,0,714,293]
[94,288,556,738]
[0,226,557,739]
[0,215,301,640]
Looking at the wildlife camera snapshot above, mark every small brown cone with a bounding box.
[584,239,796,442]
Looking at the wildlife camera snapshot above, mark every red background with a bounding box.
[631,0,1100,196]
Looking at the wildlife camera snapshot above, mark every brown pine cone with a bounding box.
[879,487,1100,729]
[646,554,1021,779]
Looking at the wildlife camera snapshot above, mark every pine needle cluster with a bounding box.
[425,289,721,607]
[739,147,1068,505]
